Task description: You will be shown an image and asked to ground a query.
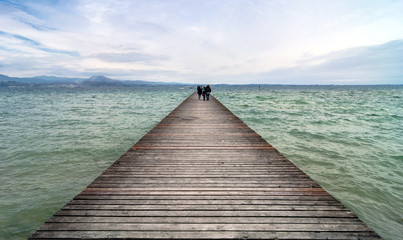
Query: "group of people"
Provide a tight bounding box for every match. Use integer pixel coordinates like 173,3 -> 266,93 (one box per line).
197,85 -> 211,101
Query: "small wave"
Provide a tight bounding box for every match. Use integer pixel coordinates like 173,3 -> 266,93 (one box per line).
254,96 -> 269,101
310,120 -> 335,125
293,100 -> 309,105
390,114 -> 403,120
390,155 -> 403,161
366,113 -> 380,117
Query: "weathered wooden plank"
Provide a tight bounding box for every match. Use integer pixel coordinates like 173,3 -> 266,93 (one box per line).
154,124 -> 250,128
122,148 -> 281,154
118,158 -> 290,163
74,195 -> 338,201
103,169 -> 303,173
98,174 -> 312,178
119,153 -> 287,160
115,163 -> 296,167
54,210 -> 357,218
113,161 -> 294,165
38,223 -> 372,232
77,192 -> 329,196
30,230 -> 381,240
78,192 -> 330,196
100,171 -> 305,175
61,204 -> 348,211
68,199 -> 343,206
130,146 -> 275,150
93,178 -> 316,183
88,183 -> 321,188
108,164 -> 298,169
88,184 -> 321,188
79,188 -> 329,196
94,175 -> 314,180
106,164 -> 299,168
47,216 -> 361,224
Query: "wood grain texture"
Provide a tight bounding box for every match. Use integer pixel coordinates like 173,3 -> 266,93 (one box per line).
29,93 -> 381,239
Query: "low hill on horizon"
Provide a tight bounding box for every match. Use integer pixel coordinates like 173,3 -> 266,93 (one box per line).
0,74 -> 183,87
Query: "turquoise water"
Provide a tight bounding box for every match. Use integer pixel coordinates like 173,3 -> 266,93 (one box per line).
0,85 -> 402,239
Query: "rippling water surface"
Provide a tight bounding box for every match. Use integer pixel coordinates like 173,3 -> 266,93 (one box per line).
0,85 -> 402,239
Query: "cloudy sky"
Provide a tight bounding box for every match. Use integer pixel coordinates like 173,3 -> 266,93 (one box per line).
0,0 -> 402,84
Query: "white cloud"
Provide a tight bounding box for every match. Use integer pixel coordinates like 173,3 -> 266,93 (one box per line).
250,40 -> 403,85
0,0 -> 402,84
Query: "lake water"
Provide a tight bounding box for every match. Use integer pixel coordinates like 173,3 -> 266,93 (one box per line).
0,85 -> 402,239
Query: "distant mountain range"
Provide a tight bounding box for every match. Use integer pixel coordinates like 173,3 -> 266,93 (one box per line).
0,74 -> 183,87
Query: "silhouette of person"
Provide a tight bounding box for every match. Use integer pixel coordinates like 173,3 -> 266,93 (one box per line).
205,85 -> 211,101
197,85 -> 202,100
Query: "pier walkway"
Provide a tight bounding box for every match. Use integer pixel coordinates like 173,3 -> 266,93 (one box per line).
30,93 -> 381,239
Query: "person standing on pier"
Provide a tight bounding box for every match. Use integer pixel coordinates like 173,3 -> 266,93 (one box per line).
205,85 -> 211,101
197,85 -> 202,100
202,86 -> 206,101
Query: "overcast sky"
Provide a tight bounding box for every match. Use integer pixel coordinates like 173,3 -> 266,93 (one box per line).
1,0 -> 402,84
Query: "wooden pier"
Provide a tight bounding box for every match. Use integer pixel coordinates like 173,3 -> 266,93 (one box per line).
30,93 -> 381,239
